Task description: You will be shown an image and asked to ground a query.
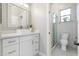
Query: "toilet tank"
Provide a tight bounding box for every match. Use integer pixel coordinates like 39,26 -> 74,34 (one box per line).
61,33 -> 69,40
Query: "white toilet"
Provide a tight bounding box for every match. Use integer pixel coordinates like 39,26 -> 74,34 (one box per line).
60,33 -> 69,51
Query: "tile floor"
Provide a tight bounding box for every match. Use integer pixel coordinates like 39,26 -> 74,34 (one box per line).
52,45 -> 77,56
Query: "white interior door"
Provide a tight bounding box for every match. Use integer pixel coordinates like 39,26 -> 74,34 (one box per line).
77,3 -> 79,56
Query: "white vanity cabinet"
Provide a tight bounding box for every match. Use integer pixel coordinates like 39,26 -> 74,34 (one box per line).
0,33 -> 40,56
20,36 -> 33,56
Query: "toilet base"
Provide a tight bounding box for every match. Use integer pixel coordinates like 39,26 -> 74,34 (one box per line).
61,45 -> 67,51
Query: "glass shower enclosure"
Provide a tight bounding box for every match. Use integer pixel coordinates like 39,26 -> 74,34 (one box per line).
50,13 -> 58,47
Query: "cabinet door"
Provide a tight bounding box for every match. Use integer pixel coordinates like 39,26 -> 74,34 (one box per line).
20,37 -> 33,56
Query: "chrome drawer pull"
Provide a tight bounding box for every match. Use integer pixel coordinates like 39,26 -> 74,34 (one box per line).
8,40 -> 16,43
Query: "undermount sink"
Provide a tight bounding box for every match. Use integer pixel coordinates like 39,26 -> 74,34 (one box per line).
16,29 -> 32,34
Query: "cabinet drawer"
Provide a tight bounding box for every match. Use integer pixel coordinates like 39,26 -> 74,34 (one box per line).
3,38 -> 19,47
3,44 -> 19,56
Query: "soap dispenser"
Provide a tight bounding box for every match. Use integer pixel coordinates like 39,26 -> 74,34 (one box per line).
29,25 -> 32,32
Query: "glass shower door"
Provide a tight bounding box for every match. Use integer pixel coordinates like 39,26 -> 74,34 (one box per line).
52,13 -> 57,47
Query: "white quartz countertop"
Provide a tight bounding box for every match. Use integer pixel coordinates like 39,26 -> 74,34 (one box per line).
0,32 -> 39,39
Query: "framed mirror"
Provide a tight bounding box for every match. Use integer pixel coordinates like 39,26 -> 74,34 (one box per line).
8,3 -> 29,28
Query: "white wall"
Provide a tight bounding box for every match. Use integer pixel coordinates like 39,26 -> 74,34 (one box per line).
31,4 -> 50,55
51,3 -> 77,49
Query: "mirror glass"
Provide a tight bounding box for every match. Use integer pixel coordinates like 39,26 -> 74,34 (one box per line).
8,4 -> 29,28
